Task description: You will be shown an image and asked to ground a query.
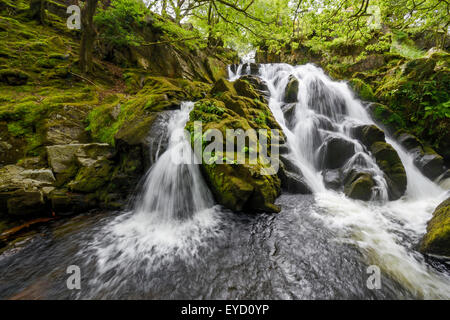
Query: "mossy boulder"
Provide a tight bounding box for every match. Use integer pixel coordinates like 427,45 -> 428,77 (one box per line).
420,197 -> 450,257
283,75 -> 299,103
344,172 -> 375,201
351,124 -> 385,148
370,141 -> 407,200
186,88 -> 284,213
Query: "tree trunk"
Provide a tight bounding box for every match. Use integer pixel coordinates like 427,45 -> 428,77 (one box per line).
29,0 -> 46,24
79,0 -> 99,74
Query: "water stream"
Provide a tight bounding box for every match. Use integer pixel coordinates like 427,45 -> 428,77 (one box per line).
0,64 -> 448,299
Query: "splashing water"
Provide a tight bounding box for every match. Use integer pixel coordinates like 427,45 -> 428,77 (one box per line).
230,63 -> 450,298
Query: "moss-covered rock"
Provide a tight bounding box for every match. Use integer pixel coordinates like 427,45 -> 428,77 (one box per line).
283,75 -> 299,103
186,83 -> 284,213
420,197 -> 450,257
370,141 -> 407,200
344,172 -> 375,201
349,78 -> 375,101
351,124 -> 385,148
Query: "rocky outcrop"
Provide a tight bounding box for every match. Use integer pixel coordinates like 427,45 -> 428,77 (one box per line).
420,197 -> 450,257
186,78 -> 285,212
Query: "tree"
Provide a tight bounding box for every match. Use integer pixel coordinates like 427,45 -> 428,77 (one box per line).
79,0 -> 100,74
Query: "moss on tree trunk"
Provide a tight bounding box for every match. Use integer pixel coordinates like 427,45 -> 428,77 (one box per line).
79,0 -> 99,74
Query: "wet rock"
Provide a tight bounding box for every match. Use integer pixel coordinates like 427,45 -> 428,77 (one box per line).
49,190 -> 97,215
394,130 -> 446,181
351,124 -> 385,148
370,142 -> 407,200
318,136 -> 355,170
322,169 -> 342,190
413,152 -> 445,181
284,75 -> 299,103
243,63 -> 260,75
344,171 -> 375,201
281,103 -> 296,129
278,155 -> 311,194
437,170 -> 450,190
395,131 -> 423,150
420,197 -> 450,257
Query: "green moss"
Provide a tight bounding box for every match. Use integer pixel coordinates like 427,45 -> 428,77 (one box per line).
420,198 -> 450,256
349,78 -> 375,101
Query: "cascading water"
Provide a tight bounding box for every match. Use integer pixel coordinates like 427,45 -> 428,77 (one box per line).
230,63 -> 450,298
1,64 -> 449,300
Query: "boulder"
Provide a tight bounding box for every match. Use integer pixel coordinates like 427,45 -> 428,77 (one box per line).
344,171 -> 375,201
370,142 -> 407,200
318,136 -> 355,170
278,155 -> 311,194
420,197 -> 450,257
413,152 -> 445,181
284,75 -> 299,103
351,124 -> 385,148
186,93 -> 284,213
394,130 -> 445,181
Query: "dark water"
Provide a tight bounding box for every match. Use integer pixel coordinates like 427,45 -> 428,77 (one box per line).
0,195 -> 416,300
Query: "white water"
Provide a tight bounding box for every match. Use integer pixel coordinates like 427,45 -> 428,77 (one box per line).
230,63 -> 450,298
83,102 -> 224,296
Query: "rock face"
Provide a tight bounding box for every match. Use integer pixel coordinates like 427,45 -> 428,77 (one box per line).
420,197 -> 450,257
186,78 -> 285,213
0,165 -> 55,217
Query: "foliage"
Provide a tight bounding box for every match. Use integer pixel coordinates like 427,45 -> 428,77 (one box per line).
95,0 -> 147,47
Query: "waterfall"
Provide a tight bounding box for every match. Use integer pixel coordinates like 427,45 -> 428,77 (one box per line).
134,101 -> 214,222
229,63 -> 450,298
